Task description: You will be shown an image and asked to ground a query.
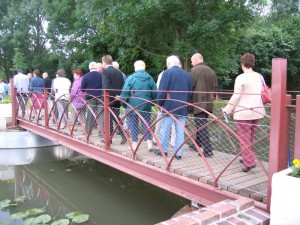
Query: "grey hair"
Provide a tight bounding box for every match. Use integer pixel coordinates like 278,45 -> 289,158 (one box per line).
166,55 -> 181,68
89,61 -> 98,71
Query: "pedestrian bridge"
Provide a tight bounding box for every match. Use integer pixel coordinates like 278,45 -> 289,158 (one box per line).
8,59 -> 299,213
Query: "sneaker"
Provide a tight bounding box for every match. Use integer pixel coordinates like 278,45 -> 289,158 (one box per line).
153,149 -> 167,157
241,164 -> 256,172
120,138 -> 126,145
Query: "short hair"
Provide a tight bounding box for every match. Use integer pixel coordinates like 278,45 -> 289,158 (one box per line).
73,69 -> 83,77
134,60 -> 146,71
89,61 -> 97,71
112,61 -> 119,69
17,69 -> 23,73
33,69 -> 40,76
96,63 -> 103,70
192,53 -> 203,62
240,53 -> 255,69
102,55 -> 113,65
166,55 -> 181,68
56,69 -> 66,77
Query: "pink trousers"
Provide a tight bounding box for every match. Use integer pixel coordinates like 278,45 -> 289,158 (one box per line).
236,119 -> 259,167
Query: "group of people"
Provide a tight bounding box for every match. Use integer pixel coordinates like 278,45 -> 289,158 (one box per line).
11,52 -> 267,172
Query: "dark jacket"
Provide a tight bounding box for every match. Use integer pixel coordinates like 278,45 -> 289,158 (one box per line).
121,70 -> 157,112
158,66 -> 192,116
102,65 -> 124,106
189,62 -> 218,114
43,77 -> 52,94
81,71 -> 103,100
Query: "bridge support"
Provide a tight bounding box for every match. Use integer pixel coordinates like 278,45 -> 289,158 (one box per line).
267,58 -> 288,212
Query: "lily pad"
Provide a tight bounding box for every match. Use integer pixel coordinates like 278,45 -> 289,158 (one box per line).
26,208 -> 46,215
10,211 -> 30,219
24,217 -> 38,225
0,199 -> 11,209
51,219 -> 69,225
72,214 -> 89,223
34,214 -> 52,223
14,196 -> 27,203
65,211 -> 82,219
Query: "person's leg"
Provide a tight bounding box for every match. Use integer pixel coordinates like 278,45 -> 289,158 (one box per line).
128,114 -> 139,143
85,99 -> 96,134
236,120 -> 256,168
174,116 -> 186,157
153,111 -> 162,144
160,115 -> 173,154
195,112 -> 213,156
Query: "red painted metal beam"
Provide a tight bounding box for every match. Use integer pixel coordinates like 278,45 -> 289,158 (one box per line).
267,58 -> 288,212
17,120 -> 266,211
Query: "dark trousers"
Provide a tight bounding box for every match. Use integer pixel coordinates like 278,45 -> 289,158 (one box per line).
110,106 -> 126,140
194,112 -> 213,155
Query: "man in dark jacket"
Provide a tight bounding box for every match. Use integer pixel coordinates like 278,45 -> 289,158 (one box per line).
190,53 -> 218,158
81,61 -> 103,134
157,55 -> 192,159
102,55 -> 126,144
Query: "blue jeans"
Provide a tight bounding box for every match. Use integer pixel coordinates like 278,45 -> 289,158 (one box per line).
128,111 -> 152,142
161,115 -> 186,157
57,99 -> 68,124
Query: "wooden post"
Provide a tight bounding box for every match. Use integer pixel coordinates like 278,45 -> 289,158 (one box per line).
267,58 -> 288,212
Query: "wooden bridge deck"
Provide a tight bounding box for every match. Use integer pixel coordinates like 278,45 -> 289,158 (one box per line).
51,123 -> 268,204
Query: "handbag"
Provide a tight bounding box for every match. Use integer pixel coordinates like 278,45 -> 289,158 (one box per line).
260,75 -> 271,104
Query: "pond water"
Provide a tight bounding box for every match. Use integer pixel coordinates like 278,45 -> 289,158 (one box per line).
0,155 -> 189,224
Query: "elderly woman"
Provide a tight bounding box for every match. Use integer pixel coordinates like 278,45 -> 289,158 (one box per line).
70,69 -> 85,128
120,60 -> 157,151
52,69 -> 71,129
223,53 -> 266,172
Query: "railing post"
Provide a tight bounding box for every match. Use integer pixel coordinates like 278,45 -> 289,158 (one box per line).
267,58 -> 288,212
10,78 -> 17,127
44,88 -> 49,128
294,95 -> 300,159
103,90 -> 110,150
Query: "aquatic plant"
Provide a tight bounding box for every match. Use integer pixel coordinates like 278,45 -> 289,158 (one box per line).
0,197 -> 90,224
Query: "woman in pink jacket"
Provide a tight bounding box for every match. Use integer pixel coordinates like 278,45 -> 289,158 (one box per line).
70,69 -> 86,128
223,53 -> 266,172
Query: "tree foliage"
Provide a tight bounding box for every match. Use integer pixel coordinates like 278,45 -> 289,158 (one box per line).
0,0 -> 299,89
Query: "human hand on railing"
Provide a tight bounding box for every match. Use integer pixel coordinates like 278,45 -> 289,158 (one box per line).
221,107 -> 229,123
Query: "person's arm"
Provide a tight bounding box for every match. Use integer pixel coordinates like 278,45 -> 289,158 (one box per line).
157,72 -> 170,106
223,76 -> 243,114
102,70 -> 111,89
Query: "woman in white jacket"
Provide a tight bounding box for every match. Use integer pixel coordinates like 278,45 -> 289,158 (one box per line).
223,53 -> 266,172
52,69 -> 71,129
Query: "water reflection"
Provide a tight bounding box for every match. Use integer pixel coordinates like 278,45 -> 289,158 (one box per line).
0,157 -> 188,224
0,132 -> 74,165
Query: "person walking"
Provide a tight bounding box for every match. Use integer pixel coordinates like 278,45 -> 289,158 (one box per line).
223,53 -> 265,172
70,69 -> 85,129
14,69 -> 30,117
120,60 -> 157,151
102,55 -> 126,144
189,53 -> 218,158
29,69 -> 44,118
81,61 -> 103,134
156,55 -> 192,159
52,69 -> 71,129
